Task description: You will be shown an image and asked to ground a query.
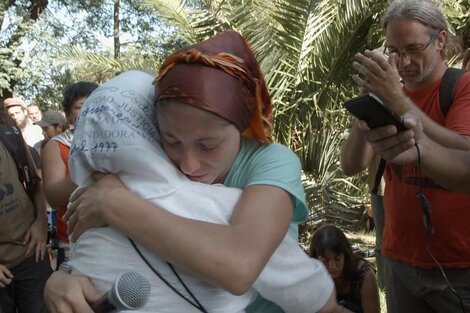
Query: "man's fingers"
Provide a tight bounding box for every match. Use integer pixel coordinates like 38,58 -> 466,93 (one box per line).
23,230 -> 34,258
69,224 -> 84,243
36,242 -> 46,262
67,211 -> 79,236
352,61 -> 369,76
81,277 -> 104,304
0,278 -> 12,287
1,267 -> 13,278
369,130 -> 415,155
23,228 -> 31,245
352,74 -> 368,88
68,186 -> 87,203
363,49 -> 390,71
381,139 -> 416,161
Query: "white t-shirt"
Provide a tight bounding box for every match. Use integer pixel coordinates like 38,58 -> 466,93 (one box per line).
22,121 -> 44,147
68,70 -> 333,313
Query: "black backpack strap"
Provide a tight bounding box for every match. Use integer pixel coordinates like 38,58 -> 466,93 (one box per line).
439,68 -> 465,115
0,112 -> 38,199
371,158 -> 386,194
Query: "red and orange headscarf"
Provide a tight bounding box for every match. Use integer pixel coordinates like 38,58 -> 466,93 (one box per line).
154,30 -> 273,143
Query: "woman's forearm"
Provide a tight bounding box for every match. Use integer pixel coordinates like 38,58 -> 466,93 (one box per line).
101,184 -> 292,294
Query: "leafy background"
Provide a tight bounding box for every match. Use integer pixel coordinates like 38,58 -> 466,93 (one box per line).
1,0 -> 469,243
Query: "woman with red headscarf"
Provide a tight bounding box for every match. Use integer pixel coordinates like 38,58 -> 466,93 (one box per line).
44,31 -> 338,313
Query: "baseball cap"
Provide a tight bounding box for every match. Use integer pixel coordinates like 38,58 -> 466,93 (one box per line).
35,110 -> 67,128
4,97 -> 27,110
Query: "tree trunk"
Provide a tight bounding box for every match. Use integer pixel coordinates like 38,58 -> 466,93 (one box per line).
113,0 -> 120,60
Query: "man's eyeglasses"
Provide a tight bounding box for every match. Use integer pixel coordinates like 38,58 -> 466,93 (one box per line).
384,37 -> 436,59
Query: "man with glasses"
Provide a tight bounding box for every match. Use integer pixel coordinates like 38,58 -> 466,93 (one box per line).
341,0 -> 470,312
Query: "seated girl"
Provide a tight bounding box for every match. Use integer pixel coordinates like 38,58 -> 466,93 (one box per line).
309,224 -> 380,313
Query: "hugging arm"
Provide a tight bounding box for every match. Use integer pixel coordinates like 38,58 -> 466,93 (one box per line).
68,178 -> 292,295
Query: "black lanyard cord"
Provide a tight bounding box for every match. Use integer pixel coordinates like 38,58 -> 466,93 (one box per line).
129,238 -> 208,313
415,144 -> 467,313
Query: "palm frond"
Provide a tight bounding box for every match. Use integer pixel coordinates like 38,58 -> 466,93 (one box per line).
55,46 -> 160,81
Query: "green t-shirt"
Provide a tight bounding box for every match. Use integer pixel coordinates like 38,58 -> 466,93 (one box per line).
224,137 -> 308,312
224,136 -> 308,225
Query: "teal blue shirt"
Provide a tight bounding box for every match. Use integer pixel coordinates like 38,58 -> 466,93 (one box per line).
224,137 -> 308,312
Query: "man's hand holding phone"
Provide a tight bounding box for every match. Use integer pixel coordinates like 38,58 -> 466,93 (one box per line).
354,104 -> 424,165
345,93 -> 405,131
344,89 -> 424,164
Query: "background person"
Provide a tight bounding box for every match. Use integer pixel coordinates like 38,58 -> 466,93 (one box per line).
310,224 -> 380,313
341,0 -> 470,312
27,104 -> 43,123
33,110 -> 68,153
41,82 -> 98,270
367,155 -> 386,291
0,112 -> 51,313
3,97 -> 43,147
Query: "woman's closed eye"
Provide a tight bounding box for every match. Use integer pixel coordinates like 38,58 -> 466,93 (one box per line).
161,135 -> 180,146
164,140 -> 180,147
198,142 -> 218,151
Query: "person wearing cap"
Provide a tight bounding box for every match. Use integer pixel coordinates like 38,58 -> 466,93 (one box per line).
4,97 -> 44,147
43,31 -> 338,313
35,110 -> 68,142
27,104 -> 43,123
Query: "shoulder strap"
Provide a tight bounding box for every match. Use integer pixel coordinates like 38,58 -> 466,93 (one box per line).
371,158 -> 386,194
439,67 -> 465,115
0,112 -> 37,199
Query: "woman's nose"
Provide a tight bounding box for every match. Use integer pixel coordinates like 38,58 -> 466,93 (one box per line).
179,149 -> 200,176
328,261 -> 338,270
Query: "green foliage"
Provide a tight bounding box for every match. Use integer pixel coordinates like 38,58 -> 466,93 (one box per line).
4,0 -> 179,108
4,0 -> 470,231
136,0 -> 389,228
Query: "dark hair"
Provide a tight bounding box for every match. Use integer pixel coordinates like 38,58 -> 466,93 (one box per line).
61,82 -> 98,117
0,111 -> 18,128
309,224 -> 361,283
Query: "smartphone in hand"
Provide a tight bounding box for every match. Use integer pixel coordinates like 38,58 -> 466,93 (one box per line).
344,93 -> 406,131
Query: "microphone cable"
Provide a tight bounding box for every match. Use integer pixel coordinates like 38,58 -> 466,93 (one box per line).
414,143 -> 467,313
129,238 -> 208,313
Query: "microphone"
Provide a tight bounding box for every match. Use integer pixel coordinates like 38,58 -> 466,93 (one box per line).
91,271 -> 151,312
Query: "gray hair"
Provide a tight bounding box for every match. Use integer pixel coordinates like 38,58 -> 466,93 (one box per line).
382,0 -> 449,56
